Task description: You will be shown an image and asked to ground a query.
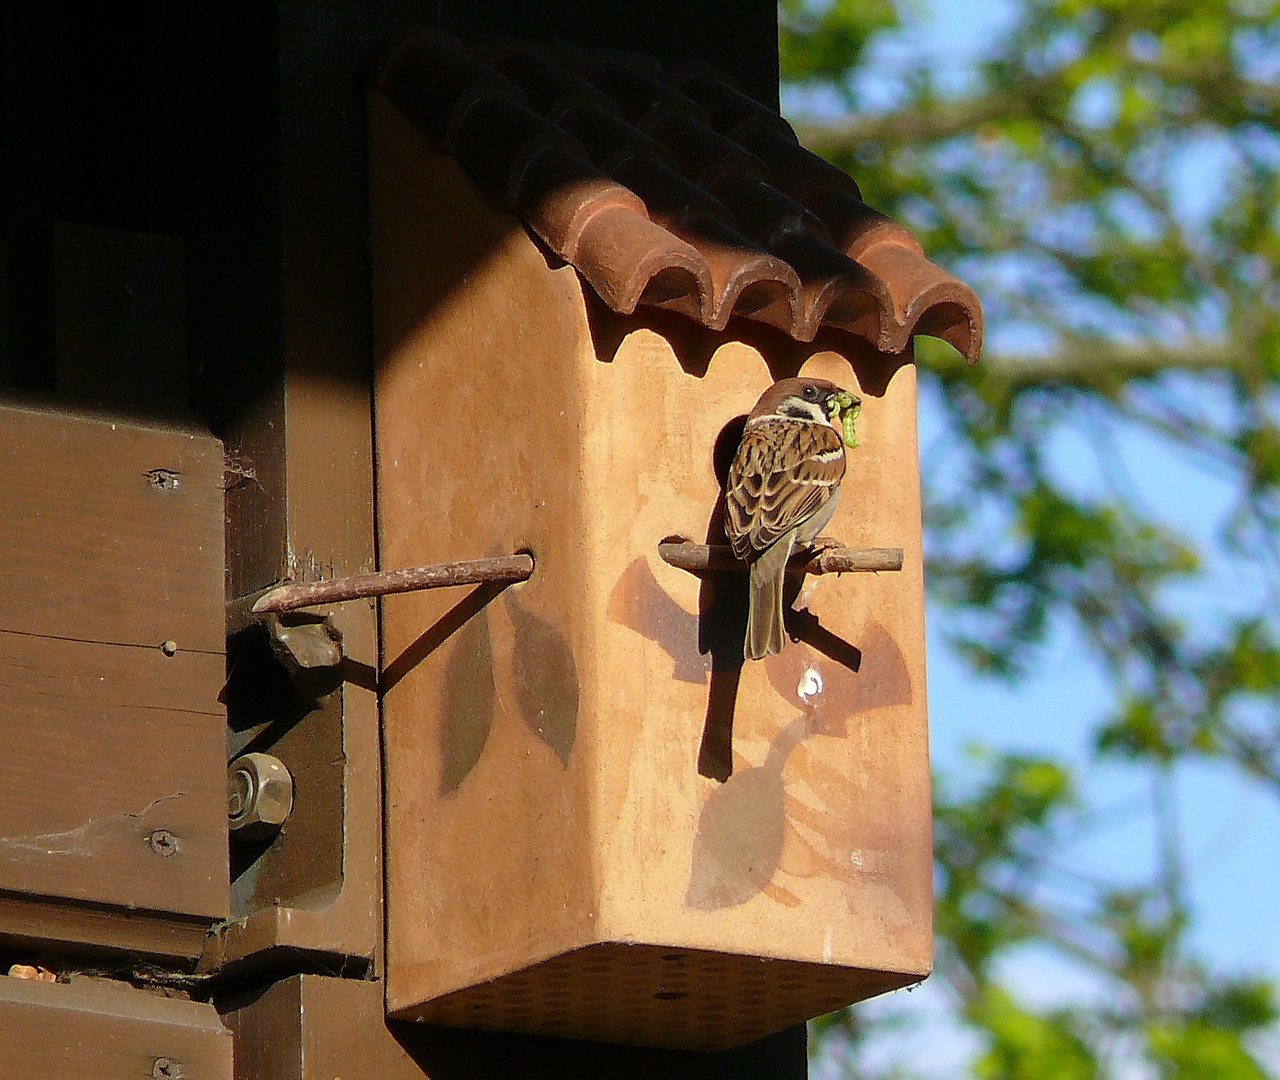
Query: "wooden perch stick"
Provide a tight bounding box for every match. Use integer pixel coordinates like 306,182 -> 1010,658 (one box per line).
251,554 -> 535,614
657,542 -> 903,575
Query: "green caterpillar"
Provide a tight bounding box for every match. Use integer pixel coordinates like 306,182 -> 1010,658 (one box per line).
827,391 -> 861,448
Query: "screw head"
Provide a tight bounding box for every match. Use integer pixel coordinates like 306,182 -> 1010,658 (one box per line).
148,829 -> 177,857
160,640 -> 178,657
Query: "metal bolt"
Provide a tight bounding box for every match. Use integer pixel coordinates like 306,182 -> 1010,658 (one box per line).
160,640 -> 178,657
227,753 -> 294,837
228,768 -> 252,820
148,830 -> 177,857
268,617 -> 342,670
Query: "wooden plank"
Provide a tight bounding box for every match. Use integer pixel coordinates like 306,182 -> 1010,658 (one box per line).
0,633 -> 227,921
221,974 -> 806,1080
0,893 -> 212,962
0,400 -> 224,653
0,402 -> 227,938
0,974 -> 232,1079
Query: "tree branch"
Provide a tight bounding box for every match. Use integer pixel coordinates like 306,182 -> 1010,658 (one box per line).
794,95 -> 1033,153
971,341 -> 1242,388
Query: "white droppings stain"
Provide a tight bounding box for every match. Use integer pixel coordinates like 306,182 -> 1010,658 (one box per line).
822,926 -> 834,962
850,849 -> 865,868
797,665 -> 823,703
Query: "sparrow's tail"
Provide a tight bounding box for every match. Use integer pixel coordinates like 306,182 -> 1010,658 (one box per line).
746,532 -> 796,660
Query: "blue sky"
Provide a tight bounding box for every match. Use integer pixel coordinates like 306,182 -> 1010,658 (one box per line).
785,1 -> 1280,1074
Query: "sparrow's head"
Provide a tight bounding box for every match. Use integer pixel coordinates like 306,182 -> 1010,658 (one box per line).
749,377 -> 862,447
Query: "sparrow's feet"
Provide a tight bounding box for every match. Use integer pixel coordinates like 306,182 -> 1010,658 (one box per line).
807,535 -> 846,554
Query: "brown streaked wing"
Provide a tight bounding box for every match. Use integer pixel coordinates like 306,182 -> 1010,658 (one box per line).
725,419 -> 845,556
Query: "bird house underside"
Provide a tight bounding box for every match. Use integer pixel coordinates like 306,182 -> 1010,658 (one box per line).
371,88 -> 938,1049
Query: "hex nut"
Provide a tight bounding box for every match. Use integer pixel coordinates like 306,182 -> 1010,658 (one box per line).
228,753 -> 294,836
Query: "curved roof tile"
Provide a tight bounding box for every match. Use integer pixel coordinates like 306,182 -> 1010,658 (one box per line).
377,31 -> 983,360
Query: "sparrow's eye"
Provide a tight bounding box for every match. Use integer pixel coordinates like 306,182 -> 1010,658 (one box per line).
802,385 -> 818,400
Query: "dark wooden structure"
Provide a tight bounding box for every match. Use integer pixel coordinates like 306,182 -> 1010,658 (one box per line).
0,2 -> 839,1076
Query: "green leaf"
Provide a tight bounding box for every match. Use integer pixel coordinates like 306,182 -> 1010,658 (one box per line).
972,987 -> 1100,1080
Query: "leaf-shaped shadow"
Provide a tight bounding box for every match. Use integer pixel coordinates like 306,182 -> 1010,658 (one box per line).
438,608 -> 496,795
685,718 -> 809,909
506,590 -> 578,765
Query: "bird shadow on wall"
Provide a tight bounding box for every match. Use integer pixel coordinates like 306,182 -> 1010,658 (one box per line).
693,415 -> 750,782
685,624 -> 911,911
382,582 -> 508,795
608,551 -> 914,909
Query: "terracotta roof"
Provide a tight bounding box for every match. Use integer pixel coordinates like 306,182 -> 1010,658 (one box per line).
376,32 -> 983,359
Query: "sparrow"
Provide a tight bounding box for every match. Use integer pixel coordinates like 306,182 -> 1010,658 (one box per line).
724,377 -> 860,660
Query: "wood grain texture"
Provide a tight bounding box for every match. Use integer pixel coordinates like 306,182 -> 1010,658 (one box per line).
0,893 -> 212,961
0,975 -> 232,1080
0,402 -> 228,937
0,401 -> 224,653
0,634 -> 227,919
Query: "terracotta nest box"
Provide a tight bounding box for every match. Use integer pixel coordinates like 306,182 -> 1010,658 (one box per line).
369,32 -> 983,1050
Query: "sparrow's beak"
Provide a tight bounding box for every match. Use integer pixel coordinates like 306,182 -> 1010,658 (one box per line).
827,391 -> 861,448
